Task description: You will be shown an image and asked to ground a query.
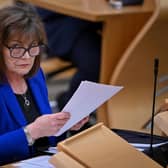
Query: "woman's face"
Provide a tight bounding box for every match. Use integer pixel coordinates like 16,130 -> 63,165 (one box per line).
2,38 -> 39,77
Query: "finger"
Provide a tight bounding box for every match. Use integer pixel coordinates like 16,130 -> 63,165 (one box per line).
73,125 -> 82,130
74,118 -> 89,129
57,119 -> 69,126
51,119 -> 69,127
82,117 -> 89,124
84,116 -> 89,121
80,117 -> 89,125
58,112 -> 71,119
52,112 -> 71,120
71,126 -> 79,131
71,122 -> 83,130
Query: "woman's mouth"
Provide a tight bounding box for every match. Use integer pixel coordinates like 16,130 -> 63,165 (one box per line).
16,64 -> 31,68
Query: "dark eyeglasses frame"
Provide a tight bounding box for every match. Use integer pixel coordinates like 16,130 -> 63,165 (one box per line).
3,43 -> 46,58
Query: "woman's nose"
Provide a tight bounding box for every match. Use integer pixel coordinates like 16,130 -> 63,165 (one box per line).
22,50 -> 31,59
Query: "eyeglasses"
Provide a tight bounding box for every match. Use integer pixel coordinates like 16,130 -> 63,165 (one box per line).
4,44 -> 46,58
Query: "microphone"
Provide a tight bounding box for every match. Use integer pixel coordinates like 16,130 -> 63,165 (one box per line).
144,58 -> 168,168
150,58 -> 159,156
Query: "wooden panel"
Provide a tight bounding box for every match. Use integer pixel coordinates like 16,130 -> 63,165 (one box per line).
106,0 -> 168,135
56,123 -> 162,168
41,58 -> 72,74
40,58 -> 76,80
50,152 -> 85,168
97,0 -> 159,125
21,0 -> 155,21
0,0 -> 13,9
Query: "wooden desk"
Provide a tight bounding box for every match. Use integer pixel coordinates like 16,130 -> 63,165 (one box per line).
21,0 -> 159,126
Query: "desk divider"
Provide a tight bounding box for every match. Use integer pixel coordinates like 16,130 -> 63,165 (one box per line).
50,123 -> 162,168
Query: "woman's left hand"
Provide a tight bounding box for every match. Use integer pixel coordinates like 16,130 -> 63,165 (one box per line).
70,116 -> 89,131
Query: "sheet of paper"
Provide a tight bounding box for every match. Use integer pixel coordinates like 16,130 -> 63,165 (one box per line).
13,155 -> 54,168
45,147 -> 58,154
55,81 -> 123,136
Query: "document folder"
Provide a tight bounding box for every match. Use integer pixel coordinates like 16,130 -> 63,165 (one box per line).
50,123 -> 162,168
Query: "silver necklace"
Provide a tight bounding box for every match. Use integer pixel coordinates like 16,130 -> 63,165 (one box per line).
22,93 -> 30,107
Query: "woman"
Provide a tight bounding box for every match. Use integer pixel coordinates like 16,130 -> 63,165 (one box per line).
0,1 -> 88,165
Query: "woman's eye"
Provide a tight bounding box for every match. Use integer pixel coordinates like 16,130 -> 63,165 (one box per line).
31,44 -> 38,47
10,44 -> 21,48
31,41 -> 39,46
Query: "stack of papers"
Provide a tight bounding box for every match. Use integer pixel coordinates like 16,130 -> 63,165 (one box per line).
13,155 -> 54,168
55,81 -> 123,136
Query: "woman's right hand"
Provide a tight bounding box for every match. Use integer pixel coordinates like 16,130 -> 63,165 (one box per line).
26,112 -> 70,140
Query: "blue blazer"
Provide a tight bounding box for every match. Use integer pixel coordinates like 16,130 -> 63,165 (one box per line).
0,69 -> 56,165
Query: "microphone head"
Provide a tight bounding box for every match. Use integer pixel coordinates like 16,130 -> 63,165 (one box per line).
154,58 -> 159,67
154,58 -> 159,75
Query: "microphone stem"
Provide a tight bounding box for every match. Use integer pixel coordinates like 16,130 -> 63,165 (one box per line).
150,58 -> 159,157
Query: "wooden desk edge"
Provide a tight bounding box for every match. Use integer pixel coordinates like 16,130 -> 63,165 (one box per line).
21,0 -> 155,21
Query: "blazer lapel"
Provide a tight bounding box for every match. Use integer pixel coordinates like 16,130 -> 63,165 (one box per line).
2,84 -> 27,126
